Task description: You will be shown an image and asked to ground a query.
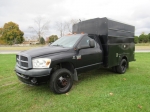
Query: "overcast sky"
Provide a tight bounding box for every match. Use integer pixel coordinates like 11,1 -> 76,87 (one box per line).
0,0 -> 150,38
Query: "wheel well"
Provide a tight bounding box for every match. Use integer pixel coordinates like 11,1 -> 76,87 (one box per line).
122,56 -> 127,61
52,62 -> 75,74
122,56 -> 129,67
51,62 -> 78,81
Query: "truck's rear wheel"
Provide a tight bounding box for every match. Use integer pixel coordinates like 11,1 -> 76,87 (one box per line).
116,59 -> 127,74
49,68 -> 73,94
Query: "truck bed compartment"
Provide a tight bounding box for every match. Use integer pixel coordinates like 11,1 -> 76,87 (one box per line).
73,17 -> 135,67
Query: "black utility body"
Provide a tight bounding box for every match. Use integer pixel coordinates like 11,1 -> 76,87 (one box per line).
15,17 -> 135,94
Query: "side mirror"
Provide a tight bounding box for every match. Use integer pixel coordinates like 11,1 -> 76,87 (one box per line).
76,39 -> 95,50
89,39 -> 95,48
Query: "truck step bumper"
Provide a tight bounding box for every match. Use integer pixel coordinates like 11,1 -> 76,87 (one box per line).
15,65 -> 52,85
16,72 -> 50,85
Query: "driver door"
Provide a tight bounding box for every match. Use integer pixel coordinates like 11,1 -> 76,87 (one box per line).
75,36 -> 102,73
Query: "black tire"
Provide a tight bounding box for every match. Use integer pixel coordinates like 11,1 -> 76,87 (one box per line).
116,59 -> 128,74
49,68 -> 73,94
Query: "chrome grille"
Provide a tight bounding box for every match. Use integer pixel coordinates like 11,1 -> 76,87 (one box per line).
16,55 -> 29,69
21,56 -> 28,61
16,55 -> 19,64
21,62 -> 28,67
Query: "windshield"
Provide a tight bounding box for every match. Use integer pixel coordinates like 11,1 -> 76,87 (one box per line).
51,35 -> 81,48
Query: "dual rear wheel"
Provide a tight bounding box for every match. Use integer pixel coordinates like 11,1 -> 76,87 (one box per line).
112,59 -> 128,74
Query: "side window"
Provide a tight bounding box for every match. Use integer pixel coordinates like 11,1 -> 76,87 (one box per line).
78,36 -> 91,47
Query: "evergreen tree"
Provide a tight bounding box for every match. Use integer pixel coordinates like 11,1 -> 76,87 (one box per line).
40,37 -> 45,44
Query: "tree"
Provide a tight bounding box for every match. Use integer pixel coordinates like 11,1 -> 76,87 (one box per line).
134,36 -> 139,44
0,28 -> 2,36
55,19 -> 79,37
138,34 -> 143,43
139,33 -> 149,43
65,19 -> 79,33
55,22 -> 66,37
39,37 -> 45,44
0,22 -> 24,45
29,16 -> 50,40
48,35 -> 58,43
148,33 -> 150,42
0,28 -> 6,44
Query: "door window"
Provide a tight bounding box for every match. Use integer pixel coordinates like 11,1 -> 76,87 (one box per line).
78,36 -> 95,48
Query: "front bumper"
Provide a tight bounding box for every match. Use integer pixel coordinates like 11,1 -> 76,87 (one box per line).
15,65 -> 52,85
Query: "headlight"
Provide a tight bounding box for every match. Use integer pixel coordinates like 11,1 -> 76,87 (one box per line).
32,58 -> 51,68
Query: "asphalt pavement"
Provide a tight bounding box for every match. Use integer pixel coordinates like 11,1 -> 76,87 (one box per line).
135,50 -> 150,53
0,50 -> 22,54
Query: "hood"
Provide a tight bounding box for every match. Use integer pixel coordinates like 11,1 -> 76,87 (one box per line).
19,46 -> 70,58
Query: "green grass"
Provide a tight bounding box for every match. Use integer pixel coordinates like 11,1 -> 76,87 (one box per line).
0,53 -> 150,112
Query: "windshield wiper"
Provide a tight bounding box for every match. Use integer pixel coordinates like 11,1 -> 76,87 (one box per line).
51,44 -> 64,47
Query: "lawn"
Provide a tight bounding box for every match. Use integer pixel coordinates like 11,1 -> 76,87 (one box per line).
0,53 -> 150,112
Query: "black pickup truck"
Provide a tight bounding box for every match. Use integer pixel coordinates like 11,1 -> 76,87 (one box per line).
15,17 -> 135,94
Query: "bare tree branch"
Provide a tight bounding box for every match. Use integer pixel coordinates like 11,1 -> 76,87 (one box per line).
29,16 -> 50,40
65,19 -> 78,33
55,19 -> 79,37
55,22 -> 66,37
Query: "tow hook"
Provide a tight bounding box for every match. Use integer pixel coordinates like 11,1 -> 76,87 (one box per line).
31,78 -> 37,84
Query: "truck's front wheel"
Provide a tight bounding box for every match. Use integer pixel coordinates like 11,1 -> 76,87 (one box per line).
116,59 -> 128,74
49,68 -> 73,94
